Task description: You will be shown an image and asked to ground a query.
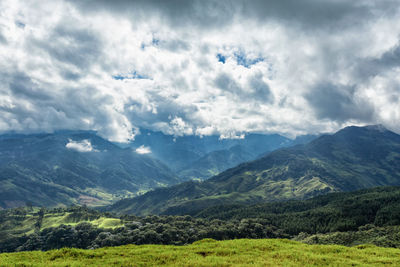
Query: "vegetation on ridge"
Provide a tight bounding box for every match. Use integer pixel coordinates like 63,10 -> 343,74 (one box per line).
108,125 -> 400,216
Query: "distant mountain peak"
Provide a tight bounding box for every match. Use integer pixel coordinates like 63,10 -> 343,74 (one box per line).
108,124 -> 400,216
334,124 -> 391,136
364,124 -> 388,132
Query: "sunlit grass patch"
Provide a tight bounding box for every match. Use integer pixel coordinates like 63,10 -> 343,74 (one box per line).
1,238 -> 399,266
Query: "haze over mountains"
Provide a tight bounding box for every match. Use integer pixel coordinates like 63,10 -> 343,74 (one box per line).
129,129 -> 317,180
0,131 -> 179,209
0,129 -> 313,209
109,125 -> 400,216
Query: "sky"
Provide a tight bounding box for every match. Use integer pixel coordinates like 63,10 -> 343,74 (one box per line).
0,0 -> 399,142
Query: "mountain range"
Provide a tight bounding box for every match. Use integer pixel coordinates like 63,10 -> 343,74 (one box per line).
129,129 -> 317,180
0,129 -> 307,209
0,131 -> 179,209
108,125 -> 400,216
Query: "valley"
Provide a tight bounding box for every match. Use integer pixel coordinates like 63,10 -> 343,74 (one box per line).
0,129 -> 314,209
0,131 -> 180,209
1,125 -> 400,266
3,1 -> 400,265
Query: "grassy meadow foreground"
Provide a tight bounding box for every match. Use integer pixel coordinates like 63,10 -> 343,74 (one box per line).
1,238 -> 400,267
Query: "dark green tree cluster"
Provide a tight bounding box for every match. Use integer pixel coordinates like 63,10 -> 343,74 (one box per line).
196,186 -> 400,234
294,225 -> 400,248
0,215 -> 286,253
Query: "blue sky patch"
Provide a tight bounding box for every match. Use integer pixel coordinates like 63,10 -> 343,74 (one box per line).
217,53 -> 226,63
113,71 -> 150,80
152,38 -> 160,46
234,50 -> 263,68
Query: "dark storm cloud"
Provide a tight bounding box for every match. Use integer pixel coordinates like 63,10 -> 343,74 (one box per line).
69,0 -> 236,29
248,74 -> 274,104
305,82 -> 375,122
240,0 -> 374,31
356,42 -> 400,79
30,25 -> 102,71
215,72 -> 273,103
2,0 -> 400,139
68,0 -> 398,32
10,73 -> 53,101
214,73 -> 241,93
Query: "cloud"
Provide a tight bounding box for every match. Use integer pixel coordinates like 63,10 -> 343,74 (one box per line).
0,0 -> 400,141
0,31 -> 7,44
135,145 -> 151,154
68,0 -> 393,32
66,139 -> 98,152
356,43 -> 400,80
305,83 -> 374,122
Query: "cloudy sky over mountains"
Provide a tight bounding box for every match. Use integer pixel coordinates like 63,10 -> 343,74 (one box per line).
1,0 -> 399,142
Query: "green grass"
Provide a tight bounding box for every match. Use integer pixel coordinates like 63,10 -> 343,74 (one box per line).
1,239 -> 400,266
0,207 -> 123,240
40,213 -> 122,229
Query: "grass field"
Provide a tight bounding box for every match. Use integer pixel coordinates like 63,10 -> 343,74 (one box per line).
1,238 -> 400,266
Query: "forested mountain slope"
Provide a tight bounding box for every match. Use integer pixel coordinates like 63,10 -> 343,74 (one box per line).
109,125 -> 400,215
0,131 -> 179,209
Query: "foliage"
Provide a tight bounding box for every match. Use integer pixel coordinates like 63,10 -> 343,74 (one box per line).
0,208 -> 287,252
295,225 -> 400,248
196,186 -> 400,234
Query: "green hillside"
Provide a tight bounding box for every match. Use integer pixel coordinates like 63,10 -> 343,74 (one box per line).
0,206 -> 121,242
1,239 -> 400,267
0,132 -> 179,209
108,125 -> 400,215
3,186 -> 400,253
196,186 -> 400,223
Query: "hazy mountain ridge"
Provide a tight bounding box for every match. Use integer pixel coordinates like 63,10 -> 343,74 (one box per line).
129,129 -> 317,180
0,131 -> 180,209
108,125 -> 400,216
0,129 -> 317,210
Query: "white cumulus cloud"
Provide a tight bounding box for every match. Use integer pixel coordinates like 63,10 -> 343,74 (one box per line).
135,145 -> 151,154
66,139 -> 97,152
0,0 -> 400,140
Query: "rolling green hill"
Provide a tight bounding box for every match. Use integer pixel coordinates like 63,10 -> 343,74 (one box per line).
1,239 -> 400,266
0,206 -> 122,241
0,131 -> 180,209
108,125 -> 400,215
